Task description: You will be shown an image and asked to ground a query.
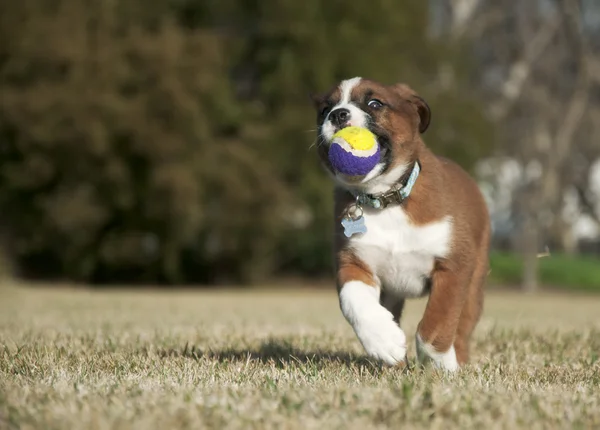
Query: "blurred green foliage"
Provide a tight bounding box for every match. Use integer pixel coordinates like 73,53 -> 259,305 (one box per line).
490,252 -> 600,292
0,0 -> 493,285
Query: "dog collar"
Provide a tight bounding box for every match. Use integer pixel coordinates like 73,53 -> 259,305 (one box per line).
352,162 -> 421,209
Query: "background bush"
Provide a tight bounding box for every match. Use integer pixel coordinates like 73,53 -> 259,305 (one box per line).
0,0 -> 492,285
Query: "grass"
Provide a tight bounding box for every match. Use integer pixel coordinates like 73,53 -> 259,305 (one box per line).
1,282 -> 600,429
489,251 -> 600,292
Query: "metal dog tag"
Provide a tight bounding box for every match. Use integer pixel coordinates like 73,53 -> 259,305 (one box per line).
341,216 -> 367,237
341,202 -> 367,237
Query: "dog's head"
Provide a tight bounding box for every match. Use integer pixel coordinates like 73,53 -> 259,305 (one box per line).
312,77 -> 430,192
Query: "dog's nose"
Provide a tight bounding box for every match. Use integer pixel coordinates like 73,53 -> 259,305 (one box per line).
329,108 -> 351,127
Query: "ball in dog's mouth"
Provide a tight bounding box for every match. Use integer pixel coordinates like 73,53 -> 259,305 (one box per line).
328,126 -> 381,177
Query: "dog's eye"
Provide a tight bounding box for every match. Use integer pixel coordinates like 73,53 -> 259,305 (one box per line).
368,99 -> 384,109
321,106 -> 331,117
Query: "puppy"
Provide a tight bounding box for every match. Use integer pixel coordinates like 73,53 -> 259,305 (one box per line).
312,77 -> 491,371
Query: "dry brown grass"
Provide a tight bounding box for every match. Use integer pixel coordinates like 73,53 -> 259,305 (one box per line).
1,283 -> 600,429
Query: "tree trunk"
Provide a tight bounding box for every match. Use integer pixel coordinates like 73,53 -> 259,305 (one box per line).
521,211 -> 539,293
551,216 -> 578,255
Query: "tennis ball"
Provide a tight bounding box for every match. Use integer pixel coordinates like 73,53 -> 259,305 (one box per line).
328,127 -> 380,176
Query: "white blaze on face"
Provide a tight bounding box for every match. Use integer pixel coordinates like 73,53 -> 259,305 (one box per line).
321,77 -> 369,142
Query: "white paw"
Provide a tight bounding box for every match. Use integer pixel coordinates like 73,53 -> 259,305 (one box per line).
354,312 -> 407,365
415,333 -> 459,372
340,281 -> 407,366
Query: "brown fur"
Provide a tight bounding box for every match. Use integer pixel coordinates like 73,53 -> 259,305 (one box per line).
314,78 -> 491,367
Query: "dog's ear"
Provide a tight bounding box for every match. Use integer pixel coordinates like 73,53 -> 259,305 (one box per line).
411,95 -> 431,134
308,92 -> 324,110
392,84 -> 431,134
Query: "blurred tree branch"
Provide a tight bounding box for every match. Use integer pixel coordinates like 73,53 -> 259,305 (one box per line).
488,15 -> 562,121
575,184 -> 600,224
433,0 -> 600,291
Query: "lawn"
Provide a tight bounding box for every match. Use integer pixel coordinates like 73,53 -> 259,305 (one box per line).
1,282 -> 600,429
489,252 -> 600,292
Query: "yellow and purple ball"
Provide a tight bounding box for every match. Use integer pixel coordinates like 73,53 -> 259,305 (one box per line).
328,127 -> 380,176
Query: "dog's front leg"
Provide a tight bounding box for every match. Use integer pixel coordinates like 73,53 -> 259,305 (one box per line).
415,262 -> 470,372
337,257 -> 407,366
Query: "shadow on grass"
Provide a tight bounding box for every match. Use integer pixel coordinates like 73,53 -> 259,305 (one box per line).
154,338 -> 410,373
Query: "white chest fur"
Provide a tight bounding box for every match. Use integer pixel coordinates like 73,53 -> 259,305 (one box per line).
349,207 -> 453,298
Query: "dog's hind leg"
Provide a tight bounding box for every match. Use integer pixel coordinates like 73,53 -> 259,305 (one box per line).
379,290 -> 405,325
454,256 -> 488,365
415,261 -> 472,372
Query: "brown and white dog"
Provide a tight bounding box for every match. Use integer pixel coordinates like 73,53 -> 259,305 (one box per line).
312,77 -> 491,371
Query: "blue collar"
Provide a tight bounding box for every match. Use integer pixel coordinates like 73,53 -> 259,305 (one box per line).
353,162 -> 420,209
